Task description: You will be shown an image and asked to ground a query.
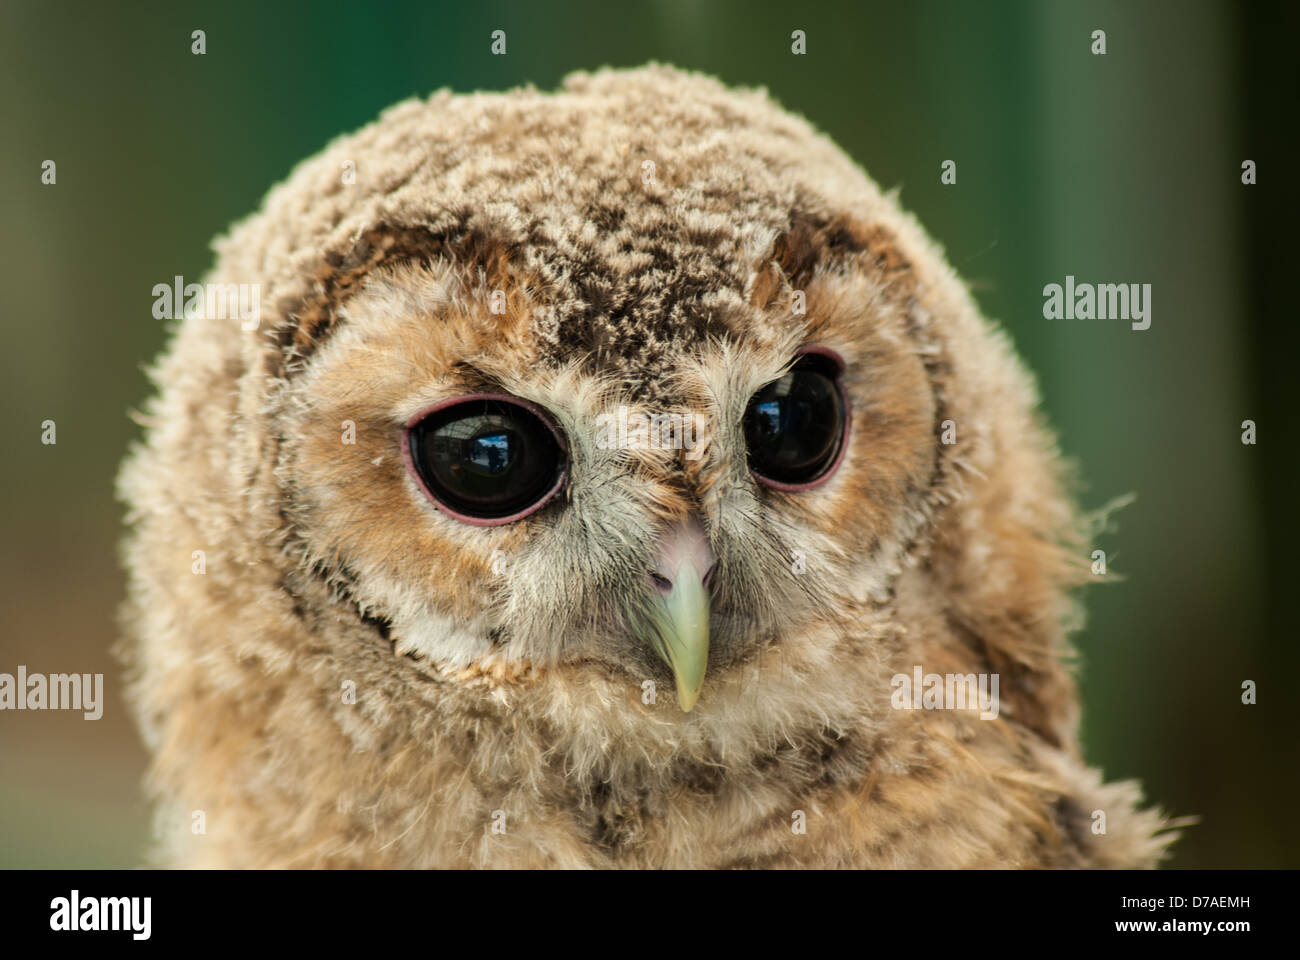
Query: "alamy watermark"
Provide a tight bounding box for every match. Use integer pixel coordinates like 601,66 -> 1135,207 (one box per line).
152,275 -> 260,330
891,666 -> 1000,720
50,891 -> 150,940
1043,275 -> 1151,331
595,406 -> 706,460
0,666 -> 103,719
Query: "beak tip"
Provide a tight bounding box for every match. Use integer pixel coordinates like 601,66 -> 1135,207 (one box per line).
676,684 -> 701,713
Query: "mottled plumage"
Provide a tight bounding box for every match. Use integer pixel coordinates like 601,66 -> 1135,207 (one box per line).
118,65 -> 1173,867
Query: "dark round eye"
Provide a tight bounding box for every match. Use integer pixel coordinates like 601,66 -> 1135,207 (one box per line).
743,351 -> 849,490
404,395 -> 565,524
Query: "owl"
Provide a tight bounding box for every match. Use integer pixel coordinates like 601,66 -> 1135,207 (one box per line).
118,65 -> 1175,868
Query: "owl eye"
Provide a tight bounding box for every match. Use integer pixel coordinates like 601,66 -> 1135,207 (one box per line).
404,394 -> 566,525
743,349 -> 849,490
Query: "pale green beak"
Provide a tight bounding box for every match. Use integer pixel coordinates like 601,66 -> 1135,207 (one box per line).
639,558 -> 711,712
632,516 -> 715,713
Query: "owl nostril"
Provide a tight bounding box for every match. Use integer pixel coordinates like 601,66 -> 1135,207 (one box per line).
649,514 -> 716,596
649,562 -> 715,595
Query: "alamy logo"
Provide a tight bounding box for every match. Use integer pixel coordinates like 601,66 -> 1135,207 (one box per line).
595,406 -> 707,460
890,666 -> 1000,720
0,666 -> 103,719
152,275 -> 260,330
50,891 -> 151,940
1042,275 -> 1151,330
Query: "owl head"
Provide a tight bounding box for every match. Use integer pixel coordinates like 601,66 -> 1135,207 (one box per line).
120,65 -> 1106,865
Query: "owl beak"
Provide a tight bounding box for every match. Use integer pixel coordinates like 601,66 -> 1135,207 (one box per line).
636,516 -> 715,713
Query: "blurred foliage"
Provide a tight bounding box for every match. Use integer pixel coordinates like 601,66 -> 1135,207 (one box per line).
1,0 -> 1294,867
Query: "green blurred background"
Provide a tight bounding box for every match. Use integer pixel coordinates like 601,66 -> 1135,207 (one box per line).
1,0 -> 1295,867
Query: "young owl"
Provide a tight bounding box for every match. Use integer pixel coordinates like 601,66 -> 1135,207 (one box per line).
118,65 -> 1174,868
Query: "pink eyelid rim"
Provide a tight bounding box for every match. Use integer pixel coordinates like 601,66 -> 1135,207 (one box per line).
750,344 -> 852,492
401,392 -> 567,527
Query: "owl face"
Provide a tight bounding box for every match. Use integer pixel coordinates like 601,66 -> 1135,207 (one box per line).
120,65 -> 1170,868
277,207 -> 937,714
